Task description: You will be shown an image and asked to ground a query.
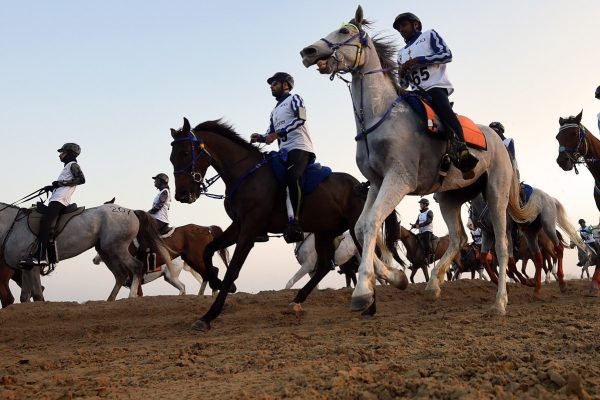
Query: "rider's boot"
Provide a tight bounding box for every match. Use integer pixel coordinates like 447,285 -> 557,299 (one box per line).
19,246 -> 48,270
284,218 -> 304,244
453,140 -> 479,180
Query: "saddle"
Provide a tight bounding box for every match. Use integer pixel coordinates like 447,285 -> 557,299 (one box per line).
270,150 -> 332,195
519,183 -> 533,205
27,202 -> 85,237
401,92 -> 487,151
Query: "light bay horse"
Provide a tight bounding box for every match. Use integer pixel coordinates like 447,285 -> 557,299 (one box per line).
300,6 -> 536,315
0,203 -> 174,302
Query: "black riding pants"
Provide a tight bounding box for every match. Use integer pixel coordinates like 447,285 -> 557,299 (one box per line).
418,231 -> 433,259
427,87 -> 465,142
285,149 -> 315,220
38,201 -> 66,259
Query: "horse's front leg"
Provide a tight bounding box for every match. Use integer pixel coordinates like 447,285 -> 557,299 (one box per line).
0,262 -> 15,307
353,175 -> 409,313
202,223 -> 240,291
192,224 -> 258,331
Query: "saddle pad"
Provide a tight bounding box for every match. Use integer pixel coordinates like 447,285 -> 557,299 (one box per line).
270,151 -> 332,195
520,183 -> 533,203
27,206 -> 85,236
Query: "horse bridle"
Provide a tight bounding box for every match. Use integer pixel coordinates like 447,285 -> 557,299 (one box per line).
319,24 -> 369,78
171,131 -> 213,185
557,123 -> 588,165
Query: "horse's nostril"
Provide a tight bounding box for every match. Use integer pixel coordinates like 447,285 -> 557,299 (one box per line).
301,47 -> 317,57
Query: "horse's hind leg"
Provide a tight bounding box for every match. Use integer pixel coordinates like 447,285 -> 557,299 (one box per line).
0,262 -> 15,307
522,230 -> 544,295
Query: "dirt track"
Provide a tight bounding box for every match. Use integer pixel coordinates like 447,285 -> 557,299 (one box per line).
1,279 -> 599,399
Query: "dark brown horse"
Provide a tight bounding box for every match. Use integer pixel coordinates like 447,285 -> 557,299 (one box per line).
555,111 -> 600,295
169,118 -> 407,331
398,226 -> 456,283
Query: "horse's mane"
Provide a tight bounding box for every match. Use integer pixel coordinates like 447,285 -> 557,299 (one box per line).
354,20 -> 402,94
193,120 -> 259,153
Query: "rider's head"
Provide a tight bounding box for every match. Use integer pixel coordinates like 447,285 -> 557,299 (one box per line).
57,142 -> 81,163
489,122 -> 506,140
152,173 -> 169,189
578,218 -> 586,226
393,13 -> 422,41
595,85 -> 600,100
267,72 -> 294,98
418,198 -> 429,209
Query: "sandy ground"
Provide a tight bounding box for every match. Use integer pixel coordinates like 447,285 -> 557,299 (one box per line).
1,279 -> 599,399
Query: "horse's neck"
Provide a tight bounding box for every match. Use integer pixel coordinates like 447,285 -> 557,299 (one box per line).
585,128 -> 600,179
0,205 -> 20,241
351,52 -> 402,125
400,229 -> 419,259
204,132 -> 262,187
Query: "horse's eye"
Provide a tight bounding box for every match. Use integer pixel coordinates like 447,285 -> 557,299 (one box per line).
339,28 -> 349,35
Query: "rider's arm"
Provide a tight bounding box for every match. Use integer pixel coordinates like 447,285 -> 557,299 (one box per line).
54,163 -> 85,187
278,94 -> 306,138
150,190 -> 169,214
414,30 -> 452,66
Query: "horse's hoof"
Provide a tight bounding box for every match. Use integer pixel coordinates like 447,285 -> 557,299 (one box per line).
191,319 -> 211,332
424,287 -> 441,301
486,305 -> 506,317
351,294 -> 373,312
361,297 -> 376,316
559,282 -> 568,293
524,278 -> 536,288
228,283 -> 237,294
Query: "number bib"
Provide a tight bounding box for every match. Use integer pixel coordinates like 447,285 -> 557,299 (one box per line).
397,30 -> 454,94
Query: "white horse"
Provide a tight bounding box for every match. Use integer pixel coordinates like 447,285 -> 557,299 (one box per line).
92,254 -> 213,296
0,202 -> 174,302
286,230 -> 399,289
300,6 -> 537,315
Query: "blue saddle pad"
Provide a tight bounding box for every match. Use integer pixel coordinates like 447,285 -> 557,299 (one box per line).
521,183 -> 533,203
401,92 -> 429,121
270,150 -> 332,195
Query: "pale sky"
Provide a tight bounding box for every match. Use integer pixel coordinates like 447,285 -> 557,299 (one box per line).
2,1 -> 599,302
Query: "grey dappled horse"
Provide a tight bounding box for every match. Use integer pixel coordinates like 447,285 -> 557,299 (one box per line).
300,6 -> 538,315
0,203 -> 174,302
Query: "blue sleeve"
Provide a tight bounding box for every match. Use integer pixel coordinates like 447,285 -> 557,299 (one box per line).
507,139 -> 516,158
279,94 -> 306,135
415,30 -> 452,65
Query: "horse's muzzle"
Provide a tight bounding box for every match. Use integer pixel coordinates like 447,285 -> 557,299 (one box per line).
556,155 -> 573,171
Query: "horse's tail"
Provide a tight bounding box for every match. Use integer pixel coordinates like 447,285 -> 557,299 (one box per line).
555,230 -> 568,248
553,197 -> 586,251
383,210 -> 405,268
133,210 -> 176,277
507,167 -> 538,223
209,225 -> 230,267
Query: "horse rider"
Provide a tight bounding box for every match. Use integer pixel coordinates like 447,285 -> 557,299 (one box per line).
595,85 -> 600,133
411,198 -> 434,264
19,143 -> 85,268
578,218 -> 599,261
394,12 -> 478,179
250,72 -> 315,242
469,223 -> 482,259
148,173 -> 171,234
489,121 -> 519,174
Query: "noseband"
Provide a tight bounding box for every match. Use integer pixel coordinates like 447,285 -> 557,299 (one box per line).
557,123 -> 588,163
171,131 -> 213,184
320,24 -> 369,77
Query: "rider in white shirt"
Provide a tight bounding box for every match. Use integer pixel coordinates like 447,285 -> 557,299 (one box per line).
149,173 -> 171,234
595,86 -> 600,133
394,12 -> 478,179
20,143 -> 85,268
411,198 -> 434,263
251,72 -> 315,243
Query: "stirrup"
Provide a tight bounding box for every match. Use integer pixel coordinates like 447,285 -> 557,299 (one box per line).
283,222 -> 304,244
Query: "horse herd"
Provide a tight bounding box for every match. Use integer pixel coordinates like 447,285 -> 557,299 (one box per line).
1,6 -> 599,333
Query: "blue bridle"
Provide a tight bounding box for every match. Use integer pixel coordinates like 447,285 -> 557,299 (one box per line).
170,131 -> 213,184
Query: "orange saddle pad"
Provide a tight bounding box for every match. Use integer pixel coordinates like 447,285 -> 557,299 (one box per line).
421,101 -> 487,151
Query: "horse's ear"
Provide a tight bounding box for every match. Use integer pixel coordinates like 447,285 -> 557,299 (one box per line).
355,5 -> 364,26
576,109 -> 583,123
183,117 -> 191,133
170,128 -> 178,138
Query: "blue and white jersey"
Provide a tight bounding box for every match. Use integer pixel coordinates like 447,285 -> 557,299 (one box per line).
579,225 -> 595,244
417,209 -> 434,233
397,30 -> 454,94
150,188 -> 171,224
470,227 -> 482,246
264,93 -> 314,153
49,161 -> 77,206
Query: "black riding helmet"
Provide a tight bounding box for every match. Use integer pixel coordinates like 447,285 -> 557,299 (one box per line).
579,219 -> 586,225
267,72 -> 294,90
152,173 -> 169,185
393,12 -> 422,32
489,122 -> 505,135
418,198 -> 429,206
595,85 -> 600,99
57,142 -> 81,156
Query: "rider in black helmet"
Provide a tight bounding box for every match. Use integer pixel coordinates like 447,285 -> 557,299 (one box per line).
20,143 -> 86,268
411,198 -> 434,264
394,12 -> 479,179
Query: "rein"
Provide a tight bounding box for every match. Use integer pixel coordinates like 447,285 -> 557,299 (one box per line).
322,26 -> 402,157
0,188 -> 48,213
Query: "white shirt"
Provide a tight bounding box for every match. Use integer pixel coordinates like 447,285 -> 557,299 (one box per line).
150,188 -> 171,224
397,30 -> 454,94
49,161 -> 77,206
417,209 -> 434,233
266,93 -> 314,153
470,227 -> 482,245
